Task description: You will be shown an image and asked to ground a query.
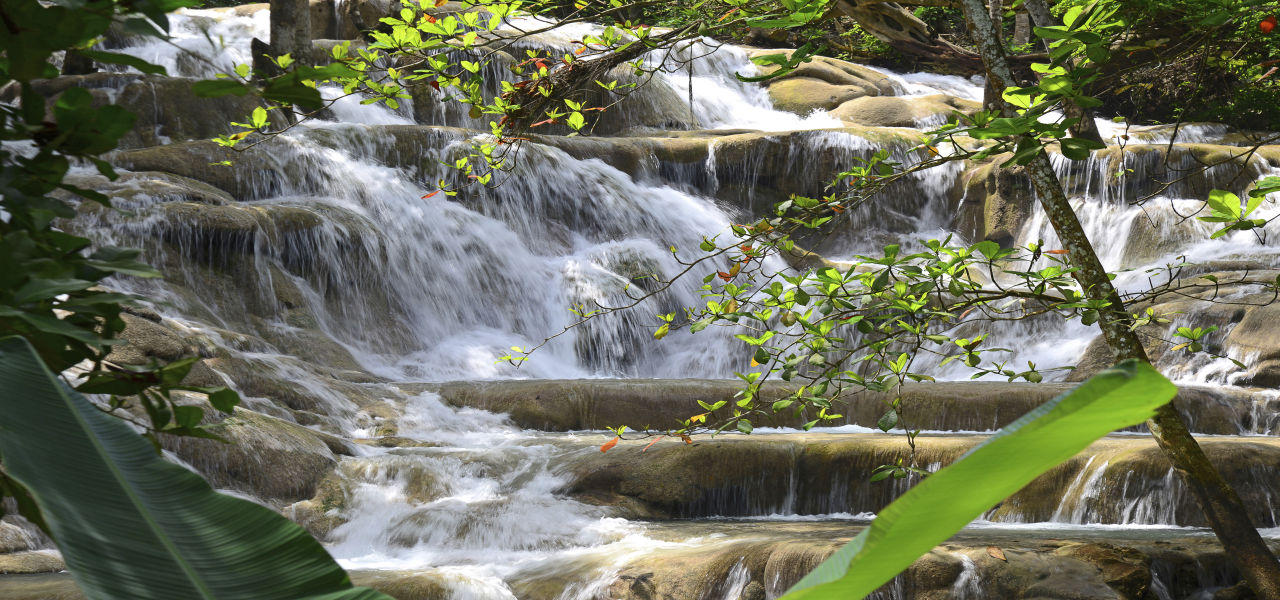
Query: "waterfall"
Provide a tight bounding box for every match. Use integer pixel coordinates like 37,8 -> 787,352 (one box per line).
39,4 -> 1277,598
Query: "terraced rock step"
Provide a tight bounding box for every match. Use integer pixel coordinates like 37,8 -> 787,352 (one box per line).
414,379 -> 1277,435
561,433 -> 1280,527
2,523 -> 1269,600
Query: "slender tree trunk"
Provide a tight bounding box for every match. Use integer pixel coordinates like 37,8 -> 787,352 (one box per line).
270,0 -> 312,67
1013,12 -> 1031,47
981,0 -> 1003,109
958,0 -> 1280,596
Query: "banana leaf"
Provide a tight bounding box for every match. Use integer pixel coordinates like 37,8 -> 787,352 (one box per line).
0,336 -> 393,600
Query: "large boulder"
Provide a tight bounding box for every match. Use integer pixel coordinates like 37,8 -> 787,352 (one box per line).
954,159 -> 1035,247
751,51 -> 898,117
831,93 -> 979,128
108,312 -> 223,388
163,408 -> 350,505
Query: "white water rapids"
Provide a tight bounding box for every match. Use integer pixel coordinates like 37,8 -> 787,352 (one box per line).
61,5 -> 1280,598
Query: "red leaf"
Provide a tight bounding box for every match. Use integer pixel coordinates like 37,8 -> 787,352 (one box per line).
421,190 -> 440,199
641,436 -> 664,452
717,271 -> 733,281
1263,15 -> 1277,33
429,80 -> 440,91
530,118 -> 557,127
600,437 -> 620,453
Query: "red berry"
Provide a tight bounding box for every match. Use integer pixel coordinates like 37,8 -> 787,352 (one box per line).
1262,15 -> 1277,33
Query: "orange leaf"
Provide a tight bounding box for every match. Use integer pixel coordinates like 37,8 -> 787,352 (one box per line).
717,7 -> 738,21
530,118 -> 557,127
1044,249 -> 1070,255
717,271 -> 733,282
421,190 -> 440,199
641,436 -> 664,452
424,14 -> 437,23
987,546 -> 1007,561
575,47 -> 586,55
681,434 -> 692,444
434,0 -> 448,6
689,413 -> 707,424
600,437 -> 620,453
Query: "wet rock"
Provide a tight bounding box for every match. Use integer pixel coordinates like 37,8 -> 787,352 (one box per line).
61,171 -> 234,207
1055,542 -> 1151,599
110,141 -> 247,197
109,313 -> 223,388
767,78 -> 869,115
351,570 -> 449,599
750,51 -> 898,117
0,523 -> 35,555
0,552 -> 65,575
1213,581 -> 1257,600
282,498 -> 345,542
955,160 -> 1035,247
115,77 -> 262,148
163,408 -> 347,505
1069,268 -> 1280,391
831,94 -> 979,128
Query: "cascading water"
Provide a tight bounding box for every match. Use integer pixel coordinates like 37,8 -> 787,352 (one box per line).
22,3 -> 1274,598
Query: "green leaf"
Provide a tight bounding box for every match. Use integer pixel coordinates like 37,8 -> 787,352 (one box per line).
971,240 -> 1000,260
876,409 -> 898,432
780,360 -> 1175,600
12,278 -> 95,305
1059,137 -> 1104,161
0,336 -> 393,600
1206,189 -> 1241,219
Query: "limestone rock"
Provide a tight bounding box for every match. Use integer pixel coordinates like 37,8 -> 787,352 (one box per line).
0,551 -> 65,574
831,94 -> 979,128
767,78 -> 870,115
1055,542 -> 1151,599
351,570 -> 450,599
0,523 -> 36,555
163,408 -> 346,505
108,313 -> 223,388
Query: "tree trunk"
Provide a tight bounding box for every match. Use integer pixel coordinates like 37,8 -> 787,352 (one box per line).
270,0 -> 312,67
1013,12 -> 1031,47
957,0 -> 1280,596
981,0 -> 1003,108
